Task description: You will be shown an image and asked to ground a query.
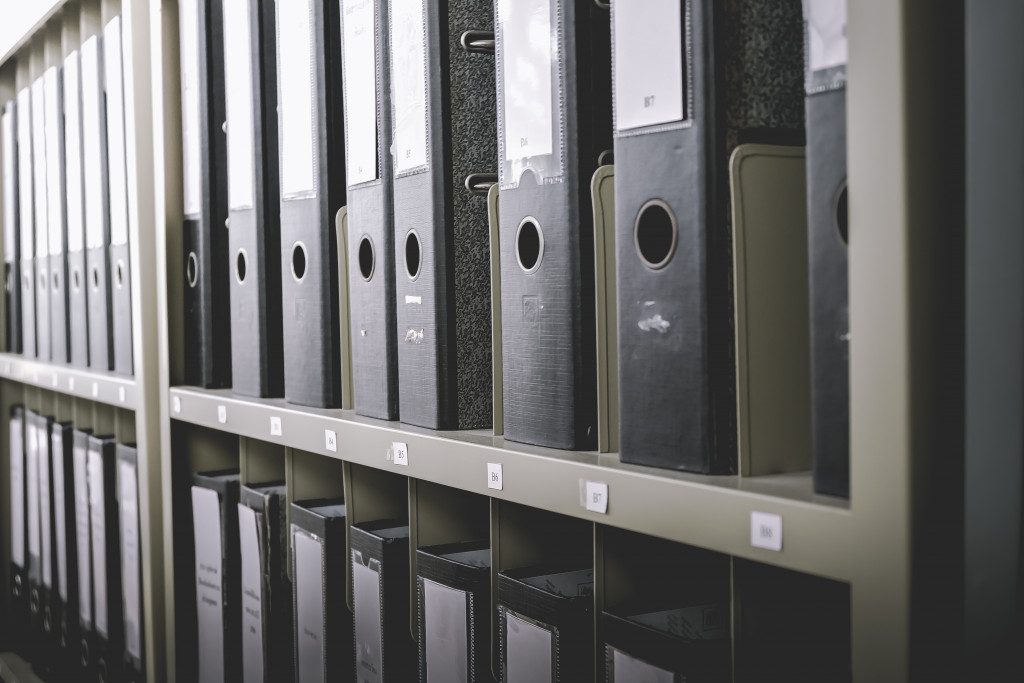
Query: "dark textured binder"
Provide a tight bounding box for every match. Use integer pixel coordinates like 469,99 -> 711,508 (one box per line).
614,0 -> 804,473
73,428 -> 97,680
238,482 -> 292,683
494,0 -> 611,449
180,0 -> 231,389
117,444 -> 145,683
387,0 -> 496,430
50,421 -> 83,677
275,0 -> 346,408
88,434 -> 124,683
31,75 -> 51,362
8,406 -> 29,656
64,48 -> 90,367
82,32 -> 114,371
16,84 -> 36,357
191,469 -> 241,683
33,412 -> 58,677
104,16 -> 134,376
224,0 -> 283,398
497,565 -> 594,683
289,498 -> 350,683
44,62 -> 70,364
416,540 -> 492,683
341,0 -> 398,420
2,101 -> 23,353
804,0 -> 849,498
350,520 -> 415,682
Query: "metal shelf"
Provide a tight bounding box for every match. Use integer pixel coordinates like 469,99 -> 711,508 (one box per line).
170,385 -> 853,582
0,652 -> 44,683
0,353 -> 137,409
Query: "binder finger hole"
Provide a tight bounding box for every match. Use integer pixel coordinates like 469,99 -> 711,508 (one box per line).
187,252 -> 199,288
404,230 -> 422,280
236,249 -> 248,284
39,272 -> 46,291
116,261 -> 125,288
516,218 -> 544,274
53,272 -> 60,289
291,242 -> 308,282
73,268 -> 81,291
634,200 -> 677,270
358,236 -> 375,281
834,182 -> 849,246
92,266 -> 100,291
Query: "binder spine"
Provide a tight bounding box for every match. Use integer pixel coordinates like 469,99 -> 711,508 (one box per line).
91,436 -> 124,683
8,406 -> 29,656
52,423 -> 81,677
65,49 -> 90,367
73,428 -> 96,680
45,66 -> 71,364
3,103 -> 23,353
16,84 -> 36,357
117,444 -> 145,682
31,75 -> 51,362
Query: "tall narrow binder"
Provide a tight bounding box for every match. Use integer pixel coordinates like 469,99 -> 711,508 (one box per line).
613,0 -> 805,473
223,0 -> 283,397
31,71 -> 51,362
385,0 -> 496,430
73,428 -> 96,679
104,16 -> 134,376
2,100 -> 22,353
494,0 -> 611,449
51,421 -> 82,676
64,46 -> 90,367
26,411 -> 43,661
340,0 -> 398,420
88,433 -> 124,683
81,32 -> 114,371
275,0 -> 346,408
350,520 -> 415,682
117,444 -> 145,682
289,499 -> 350,682
191,469 -> 241,683
8,405 -> 29,655
180,0 -> 231,388
33,412 -> 58,678
237,482 -> 292,683
16,77 -> 36,357
44,42 -> 71,364
804,0 -> 849,498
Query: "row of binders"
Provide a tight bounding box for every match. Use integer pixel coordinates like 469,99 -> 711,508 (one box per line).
170,0 -> 851,496
6,405 -> 143,682
190,471 -> 851,682
1,2 -> 135,376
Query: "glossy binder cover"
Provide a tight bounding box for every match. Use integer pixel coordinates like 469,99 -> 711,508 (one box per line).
104,16 -> 134,376
16,83 -> 35,357
31,75 -> 51,362
497,565 -> 594,683
238,482 -> 292,683
340,0 -> 398,420
117,444 -> 145,682
82,32 -> 114,371
613,0 -> 804,473
415,540 -> 492,683
64,48 -> 90,367
275,0 -> 346,408
804,0 -> 849,497
191,469 -> 241,683
8,406 -> 29,656
180,0 -> 231,389
289,498 -> 350,683
389,0 -> 496,430
224,0 -> 283,398
33,412 -> 58,677
494,0 -> 611,449
350,520 -> 415,682
44,62 -> 70,364
88,433 -> 124,683
51,421 -> 82,676
2,101 -> 22,353
73,428 -> 97,680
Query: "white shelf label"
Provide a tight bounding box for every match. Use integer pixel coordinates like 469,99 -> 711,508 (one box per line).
584,481 -> 609,514
217,405 -> 227,424
750,511 -> 783,552
119,386 -> 126,403
33,371 -> 39,383
392,442 -> 409,467
173,396 -> 182,414
3,361 -> 10,373
270,417 -> 282,436
325,429 -> 338,452
52,374 -> 59,388
68,377 -> 75,391
487,463 -> 503,490
92,382 -> 99,397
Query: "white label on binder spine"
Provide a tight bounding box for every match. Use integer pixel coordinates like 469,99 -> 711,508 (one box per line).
192,485 -> 225,681
423,578 -> 469,683
44,68 -> 63,255
2,108 -> 15,260
52,429 -> 68,600
294,528 -> 326,683
343,0 -> 380,184
31,79 -> 48,258
120,459 -> 142,658
27,420 -> 40,571
38,424 -> 52,588
17,88 -> 34,254
224,0 -> 256,210
105,18 -> 130,246
179,0 -> 203,217
807,0 -> 848,72
498,0 -> 555,163
353,556 -> 382,683
390,0 -> 428,174
73,438 -> 92,627
613,0 -> 686,131
239,504 -> 265,682
88,446 -> 108,636
505,612 -> 552,683
10,415 -> 25,567
611,648 -> 673,683
81,37 -> 105,250
750,511 -> 783,552
277,0 -> 318,199
64,53 -> 86,254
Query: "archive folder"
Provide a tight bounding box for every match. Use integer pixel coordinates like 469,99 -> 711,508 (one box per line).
73,428 -> 96,679
340,0 -> 398,420
494,0 -> 611,449
289,499 -> 350,682
26,411 -> 43,661
223,0 -> 283,398
180,0 -> 231,389
16,68 -> 36,357
275,0 -> 346,408
118,444 -> 144,682
82,30 -> 114,371
238,482 -> 292,683
387,0 -> 496,430
3,99 -> 22,353
351,520 -> 415,682
804,0 -> 849,497
8,406 -> 28,655
51,421 -> 82,676
88,434 -> 123,683
64,45 -> 90,367
191,469 -> 241,683
613,0 -> 805,473
34,412 -> 57,675
104,15 -> 133,376
44,37 -> 71,364
31,68 -> 51,362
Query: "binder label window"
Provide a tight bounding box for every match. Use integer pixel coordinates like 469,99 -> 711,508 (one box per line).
277,0 -> 319,199
390,0 -> 429,174
64,53 -> 85,254
224,0 -> 257,210
342,0 -> 380,184
179,0 -> 203,217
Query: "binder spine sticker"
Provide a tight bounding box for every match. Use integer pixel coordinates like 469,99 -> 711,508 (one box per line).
608,646 -> 675,683
27,421 -> 40,582
87,447 -> 107,637
52,429 -> 68,600
389,0 -> 429,176
17,88 -> 33,256
64,53 -> 85,255
502,608 -> 555,683
3,107 -> 16,264
73,440 -> 92,628
238,504 -> 265,683
422,578 -> 470,683
38,423 -> 52,590
81,37 -> 107,251
180,0 -> 203,217
293,526 -> 326,683
192,485 -> 226,682
104,17 -> 130,248
10,415 -> 25,568
44,68 -> 64,257
276,0 -> 318,200
342,0 -> 381,185
224,0 -> 256,211
352,550 -> 383,683
119,459 -> 142,660
495,0 -> 564,189
804,0 -> 847,94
